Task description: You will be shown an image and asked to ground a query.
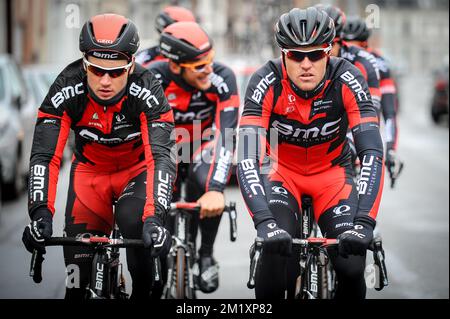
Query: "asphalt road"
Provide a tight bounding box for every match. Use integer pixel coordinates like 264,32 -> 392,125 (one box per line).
0,75 -> 448,299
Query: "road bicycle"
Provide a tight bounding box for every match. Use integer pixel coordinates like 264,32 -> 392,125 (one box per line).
29,216 -> 161,299
163,201 -> 237,299
247,195 -> 388,299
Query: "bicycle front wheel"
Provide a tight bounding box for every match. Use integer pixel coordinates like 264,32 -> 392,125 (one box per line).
175,247 -> 186,299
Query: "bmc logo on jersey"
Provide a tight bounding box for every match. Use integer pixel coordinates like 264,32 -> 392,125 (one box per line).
51,83 -> 84,108
239,159 -> 265,196
213,147 -> 233,184
340,71 -> 369,102
252,72 -> 276,104
129,82 -> 160,108
210,73 -> 229,95
174,106 -> 213,122
272,118 -> 342,140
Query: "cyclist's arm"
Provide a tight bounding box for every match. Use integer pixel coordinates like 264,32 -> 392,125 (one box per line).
342,66 -> 385,223
206,65 -> 240,193
354,52 -> 381,113
237,67 -> 274,227
379,65 -> 399,151
135,74 -> 177,223
28,75 -> 73,217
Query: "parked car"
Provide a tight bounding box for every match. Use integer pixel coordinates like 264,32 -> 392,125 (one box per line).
430,65 -> 449,124
0,54 -> 37,199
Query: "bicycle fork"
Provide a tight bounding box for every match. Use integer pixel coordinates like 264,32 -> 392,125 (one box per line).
164,212 -> 196,299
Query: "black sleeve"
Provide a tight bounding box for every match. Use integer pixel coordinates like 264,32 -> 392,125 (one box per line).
237,63 -> 278,227
129,71 -> 177,223
206,64 -> 240,192
28,67 -> 80,217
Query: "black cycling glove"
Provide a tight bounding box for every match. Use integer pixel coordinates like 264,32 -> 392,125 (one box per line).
256,219 -> 292,256
142,216 -> 171,257
338,216 -> 375,258
22,208 -> 53,254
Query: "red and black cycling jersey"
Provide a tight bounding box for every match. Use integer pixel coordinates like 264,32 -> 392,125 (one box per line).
237,57 -> 385,226
339,42 -> 381,113
28,59 -> 176,222
149,60 -> 240,193
368,48 -> 399,151
135,45 -> 167,68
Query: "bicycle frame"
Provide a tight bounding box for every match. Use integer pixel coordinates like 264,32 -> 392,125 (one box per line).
164,205 -> 197,299
164,202 -> 237,299
29,235 -> 160,299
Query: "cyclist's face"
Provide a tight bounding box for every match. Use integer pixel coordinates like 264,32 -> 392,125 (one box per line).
330,40 -> 341,57
284,45 -> 329,92
180,55 -> 214,91
85,56 -> 133,100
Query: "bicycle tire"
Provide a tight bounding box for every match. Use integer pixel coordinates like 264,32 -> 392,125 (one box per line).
175,247 -> 186,299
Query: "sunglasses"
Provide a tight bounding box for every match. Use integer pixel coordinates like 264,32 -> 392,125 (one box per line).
179,50 -> 215,73
282,45 -> 332,62
83,57 -> 133,78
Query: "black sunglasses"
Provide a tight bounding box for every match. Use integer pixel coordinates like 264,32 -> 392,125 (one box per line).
282,46 -> 331,62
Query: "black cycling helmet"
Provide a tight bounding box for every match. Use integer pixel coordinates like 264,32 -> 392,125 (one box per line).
343,16 -> 371,42
275,7 -> 336,49
314,4 -> 346,40
155,6 -> 196,34
79,14 -> 140,60
159,22 -> 213,63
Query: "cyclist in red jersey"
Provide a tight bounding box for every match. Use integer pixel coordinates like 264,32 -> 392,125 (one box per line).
135,6 -> 196,68
149,22 -> 239,293
22,14 -> 176,299
343,16 -> 403,184
237,7 -> 385,299
316,5 -> 382,166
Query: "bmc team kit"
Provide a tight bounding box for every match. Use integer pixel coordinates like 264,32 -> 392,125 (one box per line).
247,195 -> 389,299
164,202 -> 237,299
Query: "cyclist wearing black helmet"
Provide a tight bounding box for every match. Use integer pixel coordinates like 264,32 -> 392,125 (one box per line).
343,16 -> 403,185
316,4 -> 381,168
149,21 -> 239,294
135,6 -> 196,68
22,14 -> 176,299
237,7 -> 385,299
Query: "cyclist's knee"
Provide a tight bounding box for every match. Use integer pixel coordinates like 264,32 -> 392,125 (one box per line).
331,253 -> 366,279
267,201 -> 298,236
115,196 -> 145,239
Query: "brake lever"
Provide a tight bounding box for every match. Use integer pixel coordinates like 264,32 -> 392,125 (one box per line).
227,202 -> 237,242
389,160 -> 404,188
247,238 -> 263,289
30,249 -> 44,283
372,238 -> 389,290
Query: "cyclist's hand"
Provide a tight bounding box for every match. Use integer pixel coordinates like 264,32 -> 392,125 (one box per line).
142,217 -> 171,257
197,191 -> 225,219
22,208 -> 53,254
385,149 -> 396,173
338,218 -> 375,258
256,219 -> 292,256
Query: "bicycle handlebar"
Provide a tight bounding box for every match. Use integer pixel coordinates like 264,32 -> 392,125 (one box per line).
247,236 -> 388,290
29,236 -> 161,286
170,201 -> 237,242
